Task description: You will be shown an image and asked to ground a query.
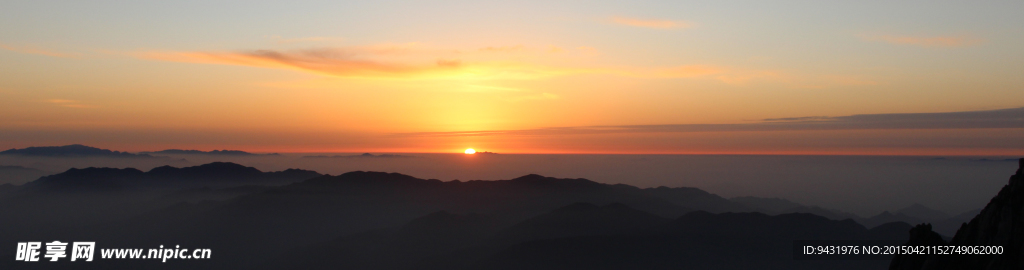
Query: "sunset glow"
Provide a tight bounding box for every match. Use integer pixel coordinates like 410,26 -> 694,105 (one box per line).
1,1 -> 1022,155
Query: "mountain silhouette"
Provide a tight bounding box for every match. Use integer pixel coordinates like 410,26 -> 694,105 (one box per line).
891,158 -> 1024,270
731,196 -> 861,221
644,186 -> 752,213
464,211 -> 907,270
20,162 -> 320,191
0,167 -> 917,270
0,164 -> 47,184
303,153 -> 414,158
0,144 -> 153,157
0,162 -> 322,240
142,149 -> 280,156
930,208 -> 982,237
860,211 -> 926,230
263,202 -> 908,270
730,196 -> 962,234
895,203 -> 950,222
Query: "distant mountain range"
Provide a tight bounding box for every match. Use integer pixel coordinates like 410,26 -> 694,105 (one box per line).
0,144 -> 279,158
22,162 -> 320,191
731,196 -> 977,237
141,149 -> 280,156
0,144 -> 153,157
0,166 -> 924,270
304,153 -> 414,158
266,202 -> 908,270
1,159 -> 1017,269
0,165 -> 47,185
0,145 -> 981,233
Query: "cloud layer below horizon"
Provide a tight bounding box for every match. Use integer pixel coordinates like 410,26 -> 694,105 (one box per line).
399,107 -> 1024,137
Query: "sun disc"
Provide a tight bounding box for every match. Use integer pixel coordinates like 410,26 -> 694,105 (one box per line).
464,148 -> 476,154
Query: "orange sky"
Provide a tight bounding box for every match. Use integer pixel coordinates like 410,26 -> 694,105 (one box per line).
1,1 -> 1023,155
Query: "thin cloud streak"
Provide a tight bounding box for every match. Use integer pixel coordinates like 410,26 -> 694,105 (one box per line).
396,107 -> 1024,137
133,48 -> 748,81
137,49 -> 455,78
611,16 -> 691,29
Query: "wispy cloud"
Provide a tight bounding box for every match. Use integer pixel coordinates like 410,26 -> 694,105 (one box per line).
45,99 -> 96,109
136,49 -> 463,79
133,46 -> 764,82
611,16 -> 691,29
396,107 -> 1024,137
0,44 -> 79,58
863,34 -> 984,48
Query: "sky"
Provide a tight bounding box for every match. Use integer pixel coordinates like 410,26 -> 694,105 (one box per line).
1,0 -> 1023,154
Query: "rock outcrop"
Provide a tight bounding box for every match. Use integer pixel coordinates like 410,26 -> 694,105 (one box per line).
891,158 -> 1024,270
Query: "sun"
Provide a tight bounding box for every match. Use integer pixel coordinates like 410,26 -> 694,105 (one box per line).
464,148 -> 476,154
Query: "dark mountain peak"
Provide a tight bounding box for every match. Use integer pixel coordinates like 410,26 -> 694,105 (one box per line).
776,212 -> 834,221
907,224 -> 945,244
147,162 -> 263,178
144,162 -> 320,185
302,171 -> 429,187
896,203 -> 949,221
276,168 -> 320,175
0,144 -> 151,158
146,165 -> 178,174
25,167 -> 145,191
509,174 -> 602,188
645,187 -> 751,213
337,171 -> 420,181
890,224 -> 948,270
192,161 -> 261,172
650,185 -> 709,194
21,162 -> 321,192
510,174 -> 550,182
47,167 -> 146,181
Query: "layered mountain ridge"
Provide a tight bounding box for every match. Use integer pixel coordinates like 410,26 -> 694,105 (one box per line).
891,158 -> 1024,270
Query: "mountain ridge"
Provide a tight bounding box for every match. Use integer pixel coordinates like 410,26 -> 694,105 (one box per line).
891,158 -> 1024,270
0,144 -> 153,158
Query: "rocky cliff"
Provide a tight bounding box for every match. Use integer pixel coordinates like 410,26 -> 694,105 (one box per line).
891,158 -> 1024,270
